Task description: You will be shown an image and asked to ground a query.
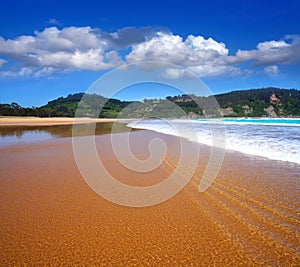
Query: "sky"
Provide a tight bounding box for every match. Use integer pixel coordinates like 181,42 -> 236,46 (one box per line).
0,0 -> 299,107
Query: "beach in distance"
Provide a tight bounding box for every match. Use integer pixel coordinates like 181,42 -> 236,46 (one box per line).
0,117 -> 129,126
0,118 -> 299,266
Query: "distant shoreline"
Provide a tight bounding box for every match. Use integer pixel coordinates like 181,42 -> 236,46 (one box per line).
1,116 -> 299,126
0,117 -> 134,126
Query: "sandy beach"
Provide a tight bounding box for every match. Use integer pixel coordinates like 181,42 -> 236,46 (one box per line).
0,122 -> 299,266
0,117 -> 131,126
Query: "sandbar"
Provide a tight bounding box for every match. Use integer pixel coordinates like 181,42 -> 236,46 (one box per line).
0,116 -> 133,126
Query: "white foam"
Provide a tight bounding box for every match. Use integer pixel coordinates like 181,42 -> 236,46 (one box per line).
128,119 -> 300,165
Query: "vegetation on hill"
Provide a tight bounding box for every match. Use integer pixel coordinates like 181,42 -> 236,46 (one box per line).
44,93 -> 132,118
1,87 -> 299,118
118,87 -> 300,117
0,93 -> 133,118
214,87 -> 300,117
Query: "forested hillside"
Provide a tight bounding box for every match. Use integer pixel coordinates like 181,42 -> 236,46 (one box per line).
1,88 -> 299,118
214,88 -> 300,117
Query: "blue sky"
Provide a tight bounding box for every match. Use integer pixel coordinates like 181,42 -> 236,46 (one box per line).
0,0 -> 299,106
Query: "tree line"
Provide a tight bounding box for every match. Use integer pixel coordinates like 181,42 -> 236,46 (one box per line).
1,87 -> 299,118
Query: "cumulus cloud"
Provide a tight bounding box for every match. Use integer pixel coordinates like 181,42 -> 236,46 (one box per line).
0,26 -> 299,79
126,32 -> 239,78
0,26 -> 170,77
234,35 -> 300,66
0,26 -> 122,75
127,33 -> 300,78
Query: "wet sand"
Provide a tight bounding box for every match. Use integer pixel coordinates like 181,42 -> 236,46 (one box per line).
0,127 -> 299,266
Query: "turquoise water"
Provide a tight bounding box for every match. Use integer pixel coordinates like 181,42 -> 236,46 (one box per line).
222,118 -> 300,126
194,118 -> 300,126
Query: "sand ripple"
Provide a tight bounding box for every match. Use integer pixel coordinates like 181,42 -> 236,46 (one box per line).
0,130 -> 299,266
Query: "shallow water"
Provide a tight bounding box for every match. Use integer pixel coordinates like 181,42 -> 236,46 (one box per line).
0,122 -> 131,147
128,118 -> 300,164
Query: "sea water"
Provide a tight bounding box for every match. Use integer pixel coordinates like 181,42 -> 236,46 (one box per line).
127,118 -> 300,165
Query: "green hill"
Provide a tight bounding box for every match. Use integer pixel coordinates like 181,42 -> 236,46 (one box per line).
1,87 -> 299,118
215,87 -> 300,117
43,93 -> 132,118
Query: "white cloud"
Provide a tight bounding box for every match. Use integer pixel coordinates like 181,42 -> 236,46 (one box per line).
47,18 -> 62,26
164,65 -> 242,79
234,35 -> 300,66
163,68 -> 190,79
0,26 -> 168,77
18,67 -> 33,76
0,26 -> 299,79
126,32 -> 238,78
34,67 -> 57,78
0,66 -> 60,78
0,70 -> 15,78
185,35 -> 228,56
0,35 -> 36,54
126,32 -> 186,65
264,65 -> 279,75
0,58 -> 6,68
126,32 -> 230,66
188,65 -> 242,78
0,26 -> 122,74
0,68 -> 32,78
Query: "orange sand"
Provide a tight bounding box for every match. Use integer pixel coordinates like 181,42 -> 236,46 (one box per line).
0,128 -> 299,266
0,117 -> 132,126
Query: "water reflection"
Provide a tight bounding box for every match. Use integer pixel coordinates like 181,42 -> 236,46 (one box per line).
0,122 -> 132,147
